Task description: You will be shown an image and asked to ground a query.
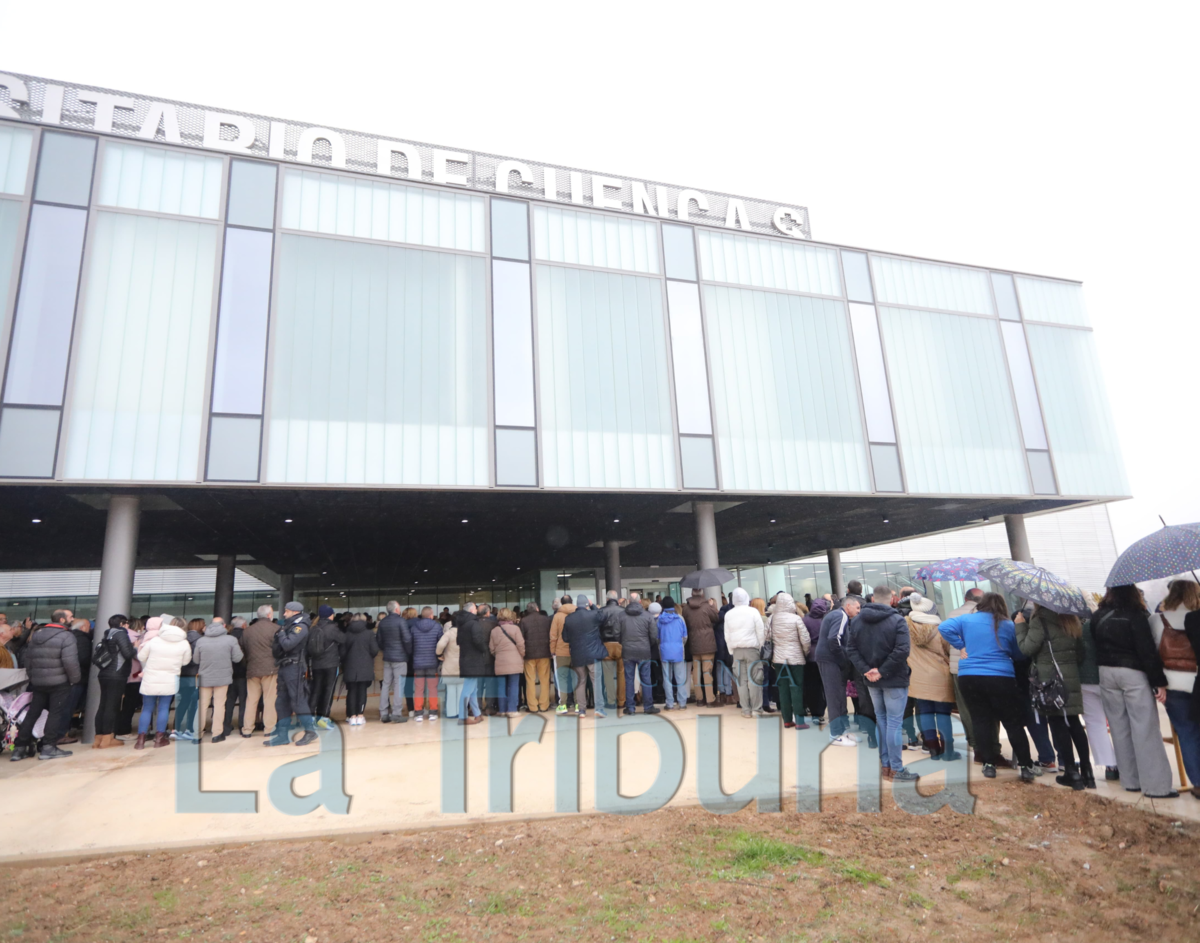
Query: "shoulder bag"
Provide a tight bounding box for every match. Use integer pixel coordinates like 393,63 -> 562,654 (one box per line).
1159,611 -> 1198,673
1028,631 -> 1068,716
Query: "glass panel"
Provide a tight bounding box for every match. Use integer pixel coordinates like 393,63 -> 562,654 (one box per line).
870,443 -> 904,493
535,264 -> 676,489
491,260 -> 535,427
34,132 -> 96,207
495,427 -> 537,486
697,229 -> 840,295
206,415 -> 261,481
63,212 -> 218,480
841,250 -> 873,302
0,199 -> 21,322
680,435 -> 716,489
1025,324 -> 1129,495
227,159 -> 277,230
1015,276 -> 1089,327
665,281 -> 712,435
870,255 -> 993,315
847,302 -> 896,444
990,272 -> 1021,321
0,126 -> 34,195
0,407 -> 58,477
1027,449 -> 1057,495
280,168 -> 485,252
211,227 -> 273,415
999,320 -> 1049,450
879,307 -> 1028,495
3,204 -> 88,406
97,142 -> 223,219
705,286 -> 870,492
268,234 -> 488,486
662,223 -> 697,281
764,565 -> 788,596
490,198 -> 529,262
532,205 -> 659,273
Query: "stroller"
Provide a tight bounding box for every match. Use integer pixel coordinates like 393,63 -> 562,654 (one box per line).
0,668 -> 32,753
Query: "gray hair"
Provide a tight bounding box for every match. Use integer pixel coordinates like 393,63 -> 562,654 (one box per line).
606,590 -> 618,601
231,616 -> 247,628
421,606 -> 434,617
465,602 -> 477,613
70,618 -> 90,633
628,591 -> 641,603
256,604 -> 274,619
387,600 -> 402,614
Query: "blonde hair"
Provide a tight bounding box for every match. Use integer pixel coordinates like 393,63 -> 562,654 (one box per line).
1163,580 -> 1200,612
184,618 -> 203,633
750,598 -> 767,619
497,608 -> 516,623
402,607 -> 418,620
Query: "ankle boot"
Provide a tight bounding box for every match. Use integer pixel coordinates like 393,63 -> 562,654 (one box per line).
1056,765 -> 1085,790
922,734 -> 944,759
92,733 -> 105,749
154,732 -> 170,748
134,734 -> 147,750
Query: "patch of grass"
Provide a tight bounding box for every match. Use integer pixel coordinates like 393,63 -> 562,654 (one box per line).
711,917 -> 731,932
153,888 -> 179,910
836,864 -> 888,887
421,917 -> 462,943
947,855 -> 997,885
4,921 -> 26,938
111,906 -> 151,931
906,892 -> 933,909
716,830 -> 827,876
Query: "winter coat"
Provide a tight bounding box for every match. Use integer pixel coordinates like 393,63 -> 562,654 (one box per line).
274,614 -> 310,669
377,613 -> 412,663
306,618 -> 345,671
489,622 -> 527,675
766,594 -> 810,665
723,598 -> 766,653
815,607 -> 851,668
905,616 -> 954,703
682,596 -> 718,656
845,603 -> 911,688
137,625 -> 192,696
938,611 -> 1021,678
519,610 -> 552,660
563,607 -> 608,667
340,620 -> 380,683
436,625 -> 460,677
598,601 -> 624,644
802,599 -> 830,661
715,602 -> 734,667
191,623 -> 244,688
243,617 -> 279,677
25,623 -> 82,689
409,617 -> 444,671
179,629 -> 201,677
96,625 -> 137,683
227,624 -> 248,678
1016,608 -> 1085,715
1091,606 -> 1168,689
1078,620 -> 1101,685
617,602 -> 658,662
455,609 -> 494,677
656,611 -> 688,663
549,604 -> 575,658
70,628 -> 93,678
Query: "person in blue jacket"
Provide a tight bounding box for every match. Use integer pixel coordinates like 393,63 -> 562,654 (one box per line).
938,592 -> 1035,781
655,598 -> 689,710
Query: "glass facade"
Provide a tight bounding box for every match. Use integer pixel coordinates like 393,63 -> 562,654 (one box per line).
870,255 -> 994,315
97,142 -> 223,219
0,125 -> 32,194
1015,275 -> 1089,327
697,229 -> 841,295
532,205 -> 659,273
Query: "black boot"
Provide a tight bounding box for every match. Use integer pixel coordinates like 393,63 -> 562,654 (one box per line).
1079,763 -> 1096,789
1055,765 -> 1085,791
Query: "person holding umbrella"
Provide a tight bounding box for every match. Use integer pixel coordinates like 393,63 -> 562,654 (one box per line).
1152,580 -> 1200,797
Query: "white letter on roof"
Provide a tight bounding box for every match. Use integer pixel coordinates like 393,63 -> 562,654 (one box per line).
378,140 -> 421,178
137,103 -> 181,144
77,91 -> 136,133
204,112 -> 257,152
297,127 -> 346,169
631,181 -> 657,216
495,160 -> 533,194
433,150 -> 470,186
677,189 -> 709,222
724,198 -> 750,231
592,176 -> 622,210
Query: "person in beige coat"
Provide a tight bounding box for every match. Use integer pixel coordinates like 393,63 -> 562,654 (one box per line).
489,609 -> 527,717
905,594 -> 959,760
436,622 -> 460,718
548,596 -> 576,713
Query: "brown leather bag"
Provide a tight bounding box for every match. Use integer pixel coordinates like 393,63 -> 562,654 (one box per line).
1159,611 -> 1198,673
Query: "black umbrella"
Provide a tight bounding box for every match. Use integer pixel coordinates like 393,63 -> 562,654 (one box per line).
679,567 -> 735,589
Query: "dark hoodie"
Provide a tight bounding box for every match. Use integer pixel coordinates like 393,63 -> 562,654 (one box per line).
617,601 -> 658,662
454,608 -> 494,677
803,598 -> 830,660
340,619 -> 379,683
306,617 -> 345,670
845,603 -> 911,688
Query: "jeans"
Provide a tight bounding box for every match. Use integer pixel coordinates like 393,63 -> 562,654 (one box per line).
913,698 -> 955,756
663,660 -> 688,707
957,674 -> 1033,768
775,663 -> 805,724
623,660 -> 653,712
1028,715 -> 1056,765
554,658 -> 575,707
498,673 -> 521,714
868,686 -> 909,772
382,662 -> 408,718
1164,689 -> 1200,787
731,648 -> 763,712
460,677 -> 483,717
901,697 -> 918,744
174,676 -> 199,734
14,684 -> 71,748
67,681 -> 87,725
138,694 -> 172,736
573,663 -> 607,713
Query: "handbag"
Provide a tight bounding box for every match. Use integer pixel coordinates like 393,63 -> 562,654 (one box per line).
1029,632 -> 1068,715
1159,611 -> 1198,673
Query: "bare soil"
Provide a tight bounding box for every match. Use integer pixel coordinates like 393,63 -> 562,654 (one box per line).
2,783 -> 1197,942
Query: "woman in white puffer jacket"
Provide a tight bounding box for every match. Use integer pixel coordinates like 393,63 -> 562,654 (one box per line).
766,593 -> 811,729
135,615 -> 192,750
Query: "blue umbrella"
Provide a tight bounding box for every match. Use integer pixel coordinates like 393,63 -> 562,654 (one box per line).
977,558 -> 1091,616
1105,521 -> 1200,587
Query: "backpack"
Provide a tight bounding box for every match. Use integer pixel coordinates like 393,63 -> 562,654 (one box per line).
93,628 -> 121,671
1159,611 -> 1197,673
307,622 -> 338,659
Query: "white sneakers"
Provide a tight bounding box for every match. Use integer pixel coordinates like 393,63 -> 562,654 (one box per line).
829,735 -> 857,747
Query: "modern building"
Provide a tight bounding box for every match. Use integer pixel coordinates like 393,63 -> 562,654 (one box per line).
0,71 -> 1130,650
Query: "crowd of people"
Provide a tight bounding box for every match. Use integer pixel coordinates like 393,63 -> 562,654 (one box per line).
2,578 -> 1198,802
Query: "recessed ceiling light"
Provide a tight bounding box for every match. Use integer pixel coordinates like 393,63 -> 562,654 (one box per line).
461,519 -> 468,524
613,518 -> 620,523
882,516 -> 890,524
31,518 -> 41,524
769,519 -> 776,524
284,518 -> 293,523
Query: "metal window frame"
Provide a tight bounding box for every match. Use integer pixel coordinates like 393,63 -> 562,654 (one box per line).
531,202 -> 662,276
92,137 -> 225,222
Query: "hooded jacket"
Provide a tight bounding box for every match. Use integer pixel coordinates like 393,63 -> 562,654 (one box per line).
1015,607 -> 1085,714
617,601 -> 658,662
489,620 -> 527,675
766,593 -> 810,665
306,617 -> 345,670
137,624 -> 192,696
563,599 -> 608,667
723,589 -> 766,652
340,620 -> 380,683
519,608 -> 552,660
802,599 -> 830,660
25,623 -> 82,689
243,617 -> 279,678
409,617 -> 444,671
682,595 -> 718,656
454,608 -> 494,677
905,601 -> 954,703
377,612 -> 412,663
549,603 -> 575,658
192,623 -> 244,688
845,603 -> 911,688
656,610 -> 688,663
96,625 -> 138,683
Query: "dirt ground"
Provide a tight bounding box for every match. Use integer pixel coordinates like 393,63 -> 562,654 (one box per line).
2,782 -> 1197,943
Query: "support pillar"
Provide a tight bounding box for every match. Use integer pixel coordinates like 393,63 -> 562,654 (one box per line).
215,554 -> 236,624
694,501 -> 720,602
1004,514 -> 1033,564
278,574 -> 294,616
604,540 -> 622,598
827,548 -> 844,598
83,495 -> 141,744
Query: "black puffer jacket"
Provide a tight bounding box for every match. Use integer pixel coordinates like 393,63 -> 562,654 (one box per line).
71,628 -> 93,677
97,626 -> 137,682
25,623 -> 82,688
1091,606 -> 1168,688
340,620 -> 379,683
845,603 -> 911,688
306,617 -> 345,670
454,609 -> 494,677
599,601 -> 624,644
408,617 -> 443,671
377,613 -> 412,663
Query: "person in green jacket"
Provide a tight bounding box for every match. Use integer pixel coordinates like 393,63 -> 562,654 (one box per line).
1015,604 -> 1092,790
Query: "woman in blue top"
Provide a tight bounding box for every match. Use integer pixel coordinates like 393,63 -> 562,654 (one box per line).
939,592 -> 1035,781
655,598 -> 689,710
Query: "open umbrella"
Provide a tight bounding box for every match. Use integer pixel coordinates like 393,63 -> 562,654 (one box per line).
679,567 -> 735,589
976,558 -> 1091,616
914,557 -> 985,581
1105,522 -> 1200,587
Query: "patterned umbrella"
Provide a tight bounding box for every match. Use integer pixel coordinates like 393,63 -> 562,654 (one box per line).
913,557 -> 986,581
1105,522 -> 1200,587
976,558 -> 1091,616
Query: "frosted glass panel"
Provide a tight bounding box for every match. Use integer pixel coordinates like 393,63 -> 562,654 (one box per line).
0,407 -> 58,478
662,224 -> 697,281
533,206 -> 659,273
206,415 -> 261,482
535,264 -> 676,489
870,256 -> 993,315
64,212 -> 218,480
491,198 -> 529,261
0,200 -> 21,326
698,230 -> 841,296
1025,324 -> 1129,495
211,227 -> 273,415
665,280 -> 712,435
879,307 -> 1029,495
98,142 -> 223,219
680,435 -> 717,489
0,126 -> 33,195
280,169 -> 485,252
704,285 -> 870,493
999,320 -> 1048,450
34,132 -> 95,207
841,250 -> 873,303
495,427 -> 537,486
227,159 -> 277,230
847,302 -> 895,443
269,234 -> 488,486
492,259 -> 535,427
1015,276 -> 1089,327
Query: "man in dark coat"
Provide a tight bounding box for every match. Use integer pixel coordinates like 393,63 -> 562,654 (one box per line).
618,593 -> 660,716
265,601 -> 317,747
519,602 -> 553,712
242,605 -> 280,737
223,616 -> 250,737
306,605 -> 344,725
816,595 -> 865,746
62,617 -> 93,741
10,610 -> 80,761
682,590 -> 719,707
377,601 -> 412,724
845,586 -> 912,780
453,603 -> 493,723
563,595 -> 610,718
598,593 -> 626,710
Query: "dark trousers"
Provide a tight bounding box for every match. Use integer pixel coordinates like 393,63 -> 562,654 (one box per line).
818,661 -> 850,737
776,663 -> 805,724
901,696 -> 919,744
67,681 -> 88,726
274,669 -> 314,733
308,667 -> 338,719
958,674 -> 1033,767
346,681 -> 370,717
803,661 -> 827,720
95,678 -> 125,736
223,677 -> 248,733
849,663 -> 876,723
15,684 -> 71,749
117,682 -> 142,735
1047,713 -> 1091,773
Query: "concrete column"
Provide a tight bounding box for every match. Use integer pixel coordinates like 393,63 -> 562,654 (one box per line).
215,554 -> 236,623
83,495 -> 141,744
1004,513 -> 1033,564
278,574 -> 295,615
827,548 -> 844,597
694,501 -> 720,601
604,540 -> 622,598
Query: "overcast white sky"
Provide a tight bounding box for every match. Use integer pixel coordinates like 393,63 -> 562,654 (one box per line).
2,2 -> 1195,553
